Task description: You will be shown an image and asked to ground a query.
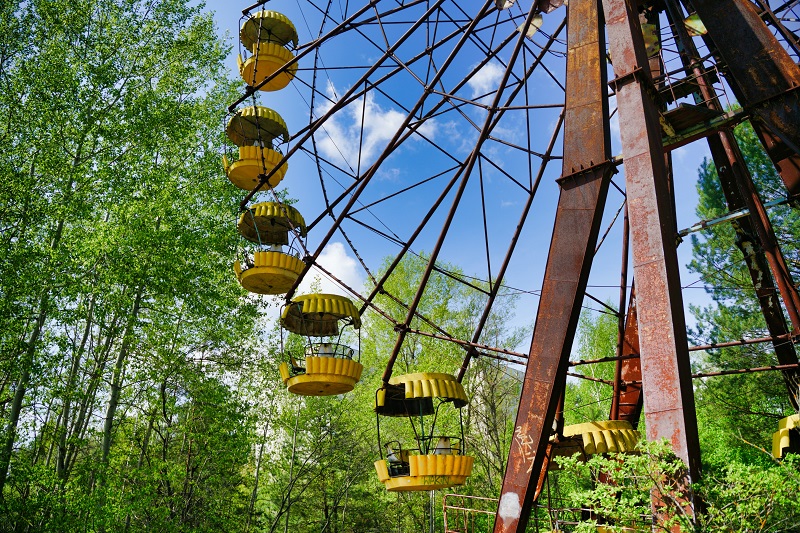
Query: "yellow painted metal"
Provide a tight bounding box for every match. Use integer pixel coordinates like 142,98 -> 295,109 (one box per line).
237,201 -> 306,244
240,11 -> 298,51
226,106 -> 288,146
224,146 -> 288,191
560,420 -> 640,455
772,413 -> 800,458
281,293 -> 361,336
280,356 -> 364,396
278,362 -> 291,382
386,372 -> 468,406
684,14 -> 707,36
233,251 -> 304,295
238,43 -> 297,91
374,454 -> 474,491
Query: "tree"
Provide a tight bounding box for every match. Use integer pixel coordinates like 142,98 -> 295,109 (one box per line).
688,121 -> 799,467
564,309 -> 619,426
0,1 -> 263,529
556,440 -> 800,533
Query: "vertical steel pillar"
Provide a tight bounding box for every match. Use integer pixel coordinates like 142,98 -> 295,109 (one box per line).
612,288 -> 644,425
602,0 -> 702,523
492,0 -> 613,530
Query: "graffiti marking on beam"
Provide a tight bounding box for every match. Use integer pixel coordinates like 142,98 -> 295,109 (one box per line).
514,425 -> 537,474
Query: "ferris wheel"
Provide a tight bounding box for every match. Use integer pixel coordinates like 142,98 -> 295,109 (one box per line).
223,0 -> 800,531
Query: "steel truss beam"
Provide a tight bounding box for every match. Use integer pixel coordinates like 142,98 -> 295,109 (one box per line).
604,0 -> 702,524
493,0 -> 612,529
688,0 -> 800,193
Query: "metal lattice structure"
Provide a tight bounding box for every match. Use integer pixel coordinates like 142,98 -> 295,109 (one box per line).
227,0 -> 800,530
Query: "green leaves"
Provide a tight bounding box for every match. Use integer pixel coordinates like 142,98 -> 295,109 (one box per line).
0,0 -> 261,529
555,441 -> 800,533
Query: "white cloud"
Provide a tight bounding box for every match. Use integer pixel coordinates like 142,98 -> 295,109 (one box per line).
298,241 -> 365,298
467,61 -> 505,99
313,82 -> 436,171
376,167 -> 401,182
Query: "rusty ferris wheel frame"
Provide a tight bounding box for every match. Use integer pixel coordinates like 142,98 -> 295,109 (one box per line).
231,0 -> 800,530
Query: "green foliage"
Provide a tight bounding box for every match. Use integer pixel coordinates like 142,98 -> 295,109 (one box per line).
0,0 -> 263,530
556,441 -> 692,533
565,310 -> 619,425
555,441 -> 800,533
689,120 -> 798,467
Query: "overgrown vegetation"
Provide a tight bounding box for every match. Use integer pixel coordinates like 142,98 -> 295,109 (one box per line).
2,1 -> 798,531
556,440 -> 800,532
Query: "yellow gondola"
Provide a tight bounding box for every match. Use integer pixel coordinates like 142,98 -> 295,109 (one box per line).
772,413 -> 800,458
278,294 -> 363,396
547,420 -> 641,467
223,106 -> 289,191
238,11 -> 298,91
237,201 -> 306,244
233,202 -> 306,295
538,420 -> 643,530
374,372 -> 474,491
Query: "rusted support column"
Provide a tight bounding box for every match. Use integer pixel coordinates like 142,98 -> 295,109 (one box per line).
707,133 -> 800,408
493,0 -> 612,530
612,287 -> 644,425
688,0 -> 800,161
664,0 -> 800,408
602,0 -> 701,526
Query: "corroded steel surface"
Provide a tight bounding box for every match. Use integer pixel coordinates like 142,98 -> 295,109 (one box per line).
613,289 -> 644,425
493,0 -> 612,530
690,0 -> 800,157
603,0 -> 701,527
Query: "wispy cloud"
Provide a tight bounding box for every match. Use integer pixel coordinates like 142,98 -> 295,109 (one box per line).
298,241 -> 365,297
313,82 -> 436,171
467,61 -> 505,99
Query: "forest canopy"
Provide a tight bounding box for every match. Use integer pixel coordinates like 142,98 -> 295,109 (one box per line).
1,1 -> 798,532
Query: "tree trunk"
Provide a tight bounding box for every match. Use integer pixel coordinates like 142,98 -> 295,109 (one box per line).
0,140 -> 83,492
100,287 -> 143,468
246,421 -> 270,531
64,317 -> 120,478
124,412 -> 154,532
57,294 -> 95,480
0,293 -> 49,493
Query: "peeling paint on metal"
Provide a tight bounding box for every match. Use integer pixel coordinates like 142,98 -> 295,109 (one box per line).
498,493 -> 522,523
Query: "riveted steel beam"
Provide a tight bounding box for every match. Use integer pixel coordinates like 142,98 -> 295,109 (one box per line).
603,0 -> 702,527
493,0 -> 612,529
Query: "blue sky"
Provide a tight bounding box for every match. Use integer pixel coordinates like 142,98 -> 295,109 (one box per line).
205,0 -> 719,349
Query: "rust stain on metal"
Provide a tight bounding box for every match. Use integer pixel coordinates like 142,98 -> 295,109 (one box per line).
691,0 -> 800,157
493,0 -> 612,530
